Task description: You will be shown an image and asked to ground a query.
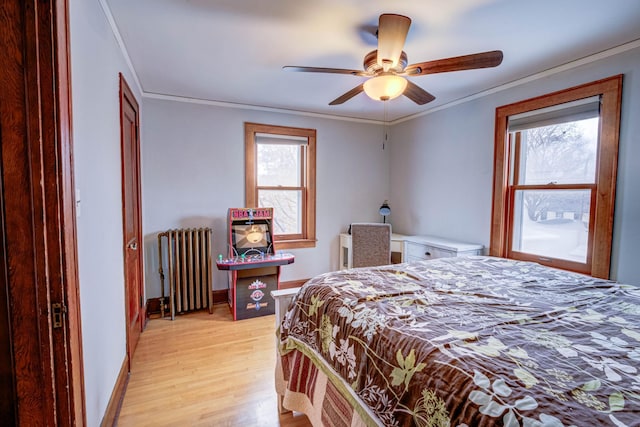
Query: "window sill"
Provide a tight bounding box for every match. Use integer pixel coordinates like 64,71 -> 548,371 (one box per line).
276,239 -> 317,250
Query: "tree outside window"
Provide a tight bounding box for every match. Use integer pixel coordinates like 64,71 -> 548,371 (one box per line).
245,123 -> 316,249
512,118 -> 598,264
491,76 -> 622,278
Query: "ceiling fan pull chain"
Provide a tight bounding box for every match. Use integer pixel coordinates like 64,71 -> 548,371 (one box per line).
383,100 -> 388,150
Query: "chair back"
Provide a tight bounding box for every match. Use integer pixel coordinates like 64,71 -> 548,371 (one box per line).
350,223 -> 392,268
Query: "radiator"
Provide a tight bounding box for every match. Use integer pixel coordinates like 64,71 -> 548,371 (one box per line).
157,228 -> 213,320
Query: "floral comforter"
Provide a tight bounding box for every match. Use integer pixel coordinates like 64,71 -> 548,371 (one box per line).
278,256 -> 640,426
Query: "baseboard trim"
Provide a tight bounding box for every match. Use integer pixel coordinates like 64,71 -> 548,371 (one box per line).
212,289 -> 228,304
100,358 -> 129,427
141,303 -> 148,328
146,297 -> 163,316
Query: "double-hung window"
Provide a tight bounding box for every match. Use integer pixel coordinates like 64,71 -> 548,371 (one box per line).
245,123 -> 316,249
491,76 -> 622,277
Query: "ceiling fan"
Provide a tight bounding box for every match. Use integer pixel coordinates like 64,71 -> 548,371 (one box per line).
283,14 -> 503,106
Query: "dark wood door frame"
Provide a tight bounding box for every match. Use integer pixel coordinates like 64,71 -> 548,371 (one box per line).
0,0 -> 85,425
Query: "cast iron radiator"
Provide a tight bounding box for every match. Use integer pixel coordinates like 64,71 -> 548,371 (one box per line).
157,228 -> 213,320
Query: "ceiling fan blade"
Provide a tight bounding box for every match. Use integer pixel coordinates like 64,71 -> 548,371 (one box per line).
283,66 -> 368,76
404,50 -> 504,76
403,80 -> 436,105
376,14 -> 411,70
329,84 -> 364,105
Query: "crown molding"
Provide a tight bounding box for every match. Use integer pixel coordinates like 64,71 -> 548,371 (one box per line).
99,0 -> 143,95
391,38 -> 640,125
142,92 -> 385,125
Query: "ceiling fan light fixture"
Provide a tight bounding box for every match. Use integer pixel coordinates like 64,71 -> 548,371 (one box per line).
363,74 -> 408,102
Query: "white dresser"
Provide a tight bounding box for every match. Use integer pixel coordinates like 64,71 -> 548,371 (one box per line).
404,235 -> 483,263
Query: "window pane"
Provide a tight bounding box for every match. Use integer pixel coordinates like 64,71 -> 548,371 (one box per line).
516,117 -> 598,185
258,190 -> 302,235
257,144 -> 301,187
512,189 -> 591,263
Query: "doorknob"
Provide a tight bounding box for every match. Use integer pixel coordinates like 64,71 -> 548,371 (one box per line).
128,241 -> 138,250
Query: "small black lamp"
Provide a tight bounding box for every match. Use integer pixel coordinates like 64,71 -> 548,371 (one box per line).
379,200 -> 391,223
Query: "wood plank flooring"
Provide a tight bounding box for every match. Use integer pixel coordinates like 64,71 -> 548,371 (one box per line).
117,304 -> 311,426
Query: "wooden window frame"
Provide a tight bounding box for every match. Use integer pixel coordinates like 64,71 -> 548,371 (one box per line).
490,75 -> 622,278
245,122 -> 317,249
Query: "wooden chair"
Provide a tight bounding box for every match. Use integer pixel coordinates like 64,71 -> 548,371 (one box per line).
350,223 -> 392,268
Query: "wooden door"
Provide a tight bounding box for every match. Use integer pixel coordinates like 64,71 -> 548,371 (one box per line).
120,75 -> 144,366
0,0 -> 85,424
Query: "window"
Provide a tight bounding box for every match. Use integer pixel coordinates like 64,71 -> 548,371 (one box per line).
491,76 -> 622,278
245,123 -> 316,249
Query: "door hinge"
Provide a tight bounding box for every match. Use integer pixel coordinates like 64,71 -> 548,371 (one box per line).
52,302 -> 67,329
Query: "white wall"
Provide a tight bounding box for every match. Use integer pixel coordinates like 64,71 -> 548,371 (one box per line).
69,0 -> 141,424
390,45 -> 640,285
141,99 -> 389,298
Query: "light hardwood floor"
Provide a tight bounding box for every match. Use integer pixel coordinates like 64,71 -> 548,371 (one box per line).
117,304 -> 311,426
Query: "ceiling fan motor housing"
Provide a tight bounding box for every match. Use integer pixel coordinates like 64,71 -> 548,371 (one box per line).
364,50 -> 407,74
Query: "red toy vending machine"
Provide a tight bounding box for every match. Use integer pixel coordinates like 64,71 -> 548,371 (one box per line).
215,207 -> 295,320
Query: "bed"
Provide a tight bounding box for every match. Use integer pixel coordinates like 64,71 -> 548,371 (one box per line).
275,256 -> 640,427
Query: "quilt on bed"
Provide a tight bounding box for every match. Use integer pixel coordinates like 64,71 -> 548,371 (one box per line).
277,256 -> 640,427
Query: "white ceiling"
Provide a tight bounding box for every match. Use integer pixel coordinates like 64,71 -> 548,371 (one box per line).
104,0 -> 640,122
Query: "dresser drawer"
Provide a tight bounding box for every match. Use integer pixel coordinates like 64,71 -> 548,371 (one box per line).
405,241 -> 454,260
406,255 -> 426,263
